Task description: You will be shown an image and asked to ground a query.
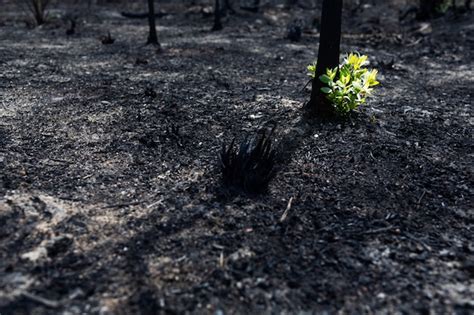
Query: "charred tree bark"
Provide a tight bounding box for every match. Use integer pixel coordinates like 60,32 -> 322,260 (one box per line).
307,0 -> 343,117
212,0 -> 223,31
146,0 -> 160,46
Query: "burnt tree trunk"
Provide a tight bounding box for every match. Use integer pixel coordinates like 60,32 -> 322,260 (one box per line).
212,0 -> 223,31
307,0 -> 343,117
146,0 -> 160,45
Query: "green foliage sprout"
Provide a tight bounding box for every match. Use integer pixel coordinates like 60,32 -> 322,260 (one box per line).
436,0 -> 452,14
307,53 -> 380,115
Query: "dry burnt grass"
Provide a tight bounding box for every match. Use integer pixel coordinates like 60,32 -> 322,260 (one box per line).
0,2 -> 473,314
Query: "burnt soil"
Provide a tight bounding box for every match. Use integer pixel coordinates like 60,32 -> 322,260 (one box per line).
0,1 -> 473,314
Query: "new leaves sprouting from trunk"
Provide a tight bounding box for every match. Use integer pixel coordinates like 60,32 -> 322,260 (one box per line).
220,128 -> 277,194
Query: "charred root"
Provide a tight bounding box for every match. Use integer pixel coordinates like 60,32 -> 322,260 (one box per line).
220,128 -> 277,194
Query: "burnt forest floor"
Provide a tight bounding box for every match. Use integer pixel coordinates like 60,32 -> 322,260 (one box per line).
0,2 -> 473,314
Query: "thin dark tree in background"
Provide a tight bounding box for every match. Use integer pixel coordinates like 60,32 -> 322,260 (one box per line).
212,0 -> 223,31
146,0 -> 160,45
222,0 -> 235,15
307,0 -> 343,117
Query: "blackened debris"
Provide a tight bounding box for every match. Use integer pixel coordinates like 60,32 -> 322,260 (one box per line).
220,127 -> 277,194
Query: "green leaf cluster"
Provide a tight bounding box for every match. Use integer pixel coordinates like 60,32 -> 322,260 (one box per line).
307,53 -> 380,115
436,0 -> 452,13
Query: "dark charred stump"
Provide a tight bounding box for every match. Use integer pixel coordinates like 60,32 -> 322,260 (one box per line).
66,18 -> 76,36
101,32 -> 115,45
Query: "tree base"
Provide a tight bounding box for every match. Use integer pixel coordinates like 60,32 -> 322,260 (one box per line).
305,94 -> 336,119
211,23 -> 223,31
146,38 -> 161,47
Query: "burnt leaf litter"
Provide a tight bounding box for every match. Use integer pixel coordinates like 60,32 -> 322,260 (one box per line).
0,1 -> 473,314
220,126 -> 276,194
